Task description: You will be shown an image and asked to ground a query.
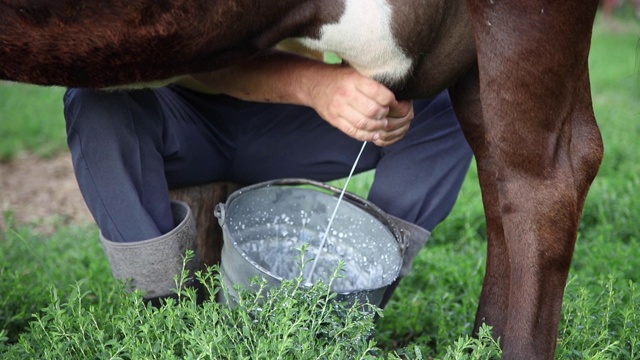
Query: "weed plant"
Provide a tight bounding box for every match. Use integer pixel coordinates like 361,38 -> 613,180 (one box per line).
2,246 -> 381,359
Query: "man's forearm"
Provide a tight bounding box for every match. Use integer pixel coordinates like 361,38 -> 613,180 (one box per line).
180,51 -> 345,108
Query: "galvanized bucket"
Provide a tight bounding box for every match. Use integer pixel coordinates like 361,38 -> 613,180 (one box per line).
214,178 -> 405,307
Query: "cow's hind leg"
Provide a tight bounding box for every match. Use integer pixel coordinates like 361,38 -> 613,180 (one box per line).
459,1 -> 602,358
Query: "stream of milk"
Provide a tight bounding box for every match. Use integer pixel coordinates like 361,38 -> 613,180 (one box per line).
305,141 -> 368,285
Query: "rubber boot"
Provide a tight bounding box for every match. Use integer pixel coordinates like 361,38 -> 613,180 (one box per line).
378,215 -> 431,309
100,200 -> 205,306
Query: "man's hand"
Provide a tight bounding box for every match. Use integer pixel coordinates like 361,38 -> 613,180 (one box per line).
304,67 -> 413,147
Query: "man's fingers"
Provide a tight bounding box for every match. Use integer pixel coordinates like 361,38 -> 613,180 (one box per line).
372,122 -> 412,146
388,100 -> 413,118
334,113 -> 389,141
354,76 -> 397,107
384,112 -> 413,132
332,100 -> 413,144
373,103 -> 414,146
335,115 -> 383,142
344,92 -> 390,121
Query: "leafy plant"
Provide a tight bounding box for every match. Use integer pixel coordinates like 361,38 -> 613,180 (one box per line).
2,250 -> 382,359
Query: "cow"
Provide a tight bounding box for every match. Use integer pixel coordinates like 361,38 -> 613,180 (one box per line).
0,1 -> 603,358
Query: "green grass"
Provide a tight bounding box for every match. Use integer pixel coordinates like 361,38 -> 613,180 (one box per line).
1,15 -> 640,359
0,84 -> 67,162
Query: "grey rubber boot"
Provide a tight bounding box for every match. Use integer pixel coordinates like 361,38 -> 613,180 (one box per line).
100,200 -> 203,304
378,215 -> 431,309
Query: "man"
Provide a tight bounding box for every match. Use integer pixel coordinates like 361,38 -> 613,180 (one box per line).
63,46 -> 472,307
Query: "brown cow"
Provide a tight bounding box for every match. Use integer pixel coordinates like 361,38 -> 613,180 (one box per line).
0,1 -> 603,358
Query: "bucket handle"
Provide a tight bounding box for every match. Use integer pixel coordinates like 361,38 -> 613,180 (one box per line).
214,202 -> 226,226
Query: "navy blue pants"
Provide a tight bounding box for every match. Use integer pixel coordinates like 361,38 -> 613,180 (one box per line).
64,86 -> 472,243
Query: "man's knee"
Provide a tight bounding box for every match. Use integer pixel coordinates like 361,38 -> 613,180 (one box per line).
64,88 -> 165,145
64,88 -> 111,119
65,88 -> 120,133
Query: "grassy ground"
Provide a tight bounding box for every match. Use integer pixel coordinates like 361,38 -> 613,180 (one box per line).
0,84 -> 67,162
1,15 -> 639,359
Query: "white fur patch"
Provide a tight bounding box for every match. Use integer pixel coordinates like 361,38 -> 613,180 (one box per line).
297,0 -> 412,85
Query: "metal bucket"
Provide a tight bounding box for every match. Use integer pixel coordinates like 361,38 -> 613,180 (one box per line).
214,178 -> 405,307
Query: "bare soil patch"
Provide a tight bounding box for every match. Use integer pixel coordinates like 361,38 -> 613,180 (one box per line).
0,152 -> 93,234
